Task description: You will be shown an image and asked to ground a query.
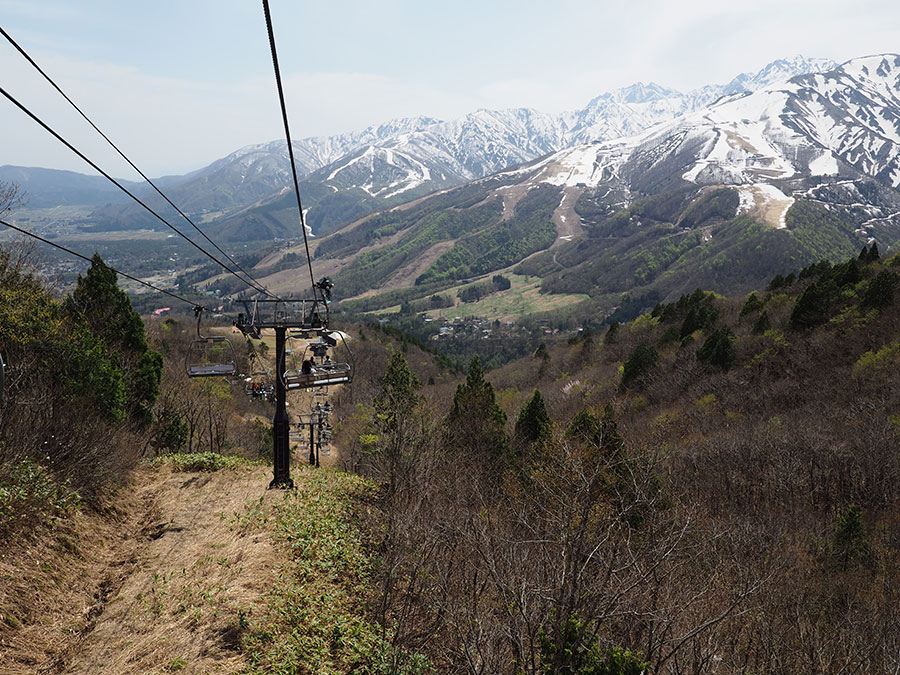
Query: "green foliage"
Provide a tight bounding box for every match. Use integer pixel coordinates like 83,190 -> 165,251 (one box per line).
538,196 -> 865,307
67,254 -> 162,427
654,289 -> 720,338
604,320 -> 620,344
538,613 -> 648,675
334,200 -> 503,297
69,253 -> 148,353
567,408 -> 601,441
64,323 -> 127,421
514,389 -> 552,447
790,280 -> 837,329
752,310 -> 771,335
678,187 -> 739,228
417,186 -> 557,285
788,256 -> 864,330
0,458 -> 81,538
828,504 -> 872,572
241,471 -> 430,674
740,291 -> 764,317
620,342 -> 658,389
374,353 -> 421,435
151,452 -> 259,472
860,242 -> 880,262
150,403 -> 189,454
445,356 -> 508,460
457,274 -> 513,303
697,327 -> 737,369
860,269 -> 898,309
852,342 -> 900,381
128,348 -> 164,427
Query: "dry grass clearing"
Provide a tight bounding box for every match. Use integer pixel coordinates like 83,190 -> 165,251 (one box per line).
0,452 -> 385,674
0,462 -> 279,674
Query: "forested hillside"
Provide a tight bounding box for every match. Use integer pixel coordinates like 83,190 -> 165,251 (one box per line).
332,246 -> 900,672
3,234 -> 899,673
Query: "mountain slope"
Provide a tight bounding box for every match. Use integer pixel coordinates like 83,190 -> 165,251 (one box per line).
53,56 -> 835,239
0,165 -> 140,208
287,55 -> 900,320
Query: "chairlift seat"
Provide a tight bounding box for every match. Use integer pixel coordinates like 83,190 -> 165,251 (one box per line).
189,363 -> 237,377
284,362 -> 352,389
186,336 -> 237,378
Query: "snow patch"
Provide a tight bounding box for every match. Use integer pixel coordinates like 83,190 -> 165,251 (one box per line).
808,151 -> 839,176
736,183 -> 794,229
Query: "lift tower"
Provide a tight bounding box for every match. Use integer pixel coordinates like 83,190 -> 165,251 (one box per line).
235,297 -> 325,489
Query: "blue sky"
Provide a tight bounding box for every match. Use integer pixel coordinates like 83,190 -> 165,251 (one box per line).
1,0 -> 898,176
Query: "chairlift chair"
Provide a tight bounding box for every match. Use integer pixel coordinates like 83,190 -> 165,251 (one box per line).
283,343 -> 351,389
186,307 -> 237,378
282,332 -> 352,390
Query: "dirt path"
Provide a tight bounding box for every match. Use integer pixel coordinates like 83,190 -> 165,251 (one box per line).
552,186 -> 584,245
0,464 -> 282,675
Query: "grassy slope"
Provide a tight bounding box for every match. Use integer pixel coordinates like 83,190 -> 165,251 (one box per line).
0,458 -> 423,674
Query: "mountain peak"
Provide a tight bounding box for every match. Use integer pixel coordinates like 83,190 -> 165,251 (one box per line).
721,55 -> 837,95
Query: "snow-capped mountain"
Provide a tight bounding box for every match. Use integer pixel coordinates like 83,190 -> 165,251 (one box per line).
305,56 -> 837,210
315,108 -> 567,200
150,116 -> 443,214
16,55 -> 843,235
518,54 -> 900,220
562,56 -> 837,147
309,55 -> 900,308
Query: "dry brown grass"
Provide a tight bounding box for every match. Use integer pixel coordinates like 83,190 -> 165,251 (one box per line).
0,464 -> 283,674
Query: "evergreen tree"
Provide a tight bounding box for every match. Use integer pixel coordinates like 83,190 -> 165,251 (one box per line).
534,342 -> 550,377
867,241 -> 880,262
620,343 -> 658,389
67,254 -> 162,427
697,327 -> 737,369
768,273 -> 786,291
861,269 -> 898,309
829,503 -> 872,571
539,612 -> 648,675
740,292 -> 764,317
374,352 -> 421,435
579,328 -> 595,363
445,356 -> 508,460
514,389 -> 552,447
604,321 -> 620,345
599,403 -> 624,458
69,253 -> 148,353
752,310 -> 771,335
373,352 -> 422,495
567,408 -> 600,441
789,280 -> 837,329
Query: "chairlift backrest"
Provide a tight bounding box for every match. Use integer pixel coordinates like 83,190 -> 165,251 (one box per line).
186,338 -> 238,377
186,307 -> 237,378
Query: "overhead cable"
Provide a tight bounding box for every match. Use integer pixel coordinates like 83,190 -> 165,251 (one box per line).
0,85 -> 278,299
0,26 -> 278,301
261,0 -> 318,302
0,217 -> 202,308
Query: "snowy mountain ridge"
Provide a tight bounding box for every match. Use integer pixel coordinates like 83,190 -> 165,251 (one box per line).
526,54 -> 900,190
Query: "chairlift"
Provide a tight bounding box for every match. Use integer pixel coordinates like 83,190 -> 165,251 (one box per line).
283,332 -> 353,390
186,306 -> 237,378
